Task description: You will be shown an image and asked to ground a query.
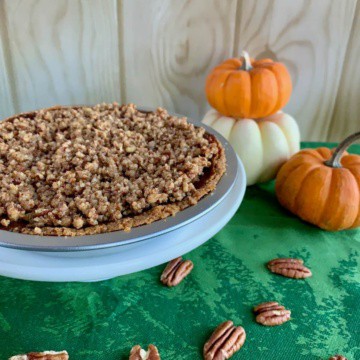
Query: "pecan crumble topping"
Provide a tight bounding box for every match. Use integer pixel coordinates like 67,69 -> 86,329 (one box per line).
0,103 -> 225,236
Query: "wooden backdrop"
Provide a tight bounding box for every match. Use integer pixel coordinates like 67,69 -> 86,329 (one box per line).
0,0 -> 359,141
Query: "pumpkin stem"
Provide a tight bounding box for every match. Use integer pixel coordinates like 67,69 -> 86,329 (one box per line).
324,131 -> 360,168
240,51 -> 252,71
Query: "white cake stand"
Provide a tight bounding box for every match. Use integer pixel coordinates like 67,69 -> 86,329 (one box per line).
0,160 -> 245,282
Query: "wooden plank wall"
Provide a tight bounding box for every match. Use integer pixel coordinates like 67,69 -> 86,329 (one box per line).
0,0 -> 359,141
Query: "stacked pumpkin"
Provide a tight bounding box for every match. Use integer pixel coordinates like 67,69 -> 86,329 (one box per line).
203,52 -> 360,232
203,51 -> 299,185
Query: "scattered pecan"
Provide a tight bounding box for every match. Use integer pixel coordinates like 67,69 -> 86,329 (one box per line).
267,258 -> 312,279
9,351 -> 68,360
329,356 -> 347,360
254,301 -> 291,326
160,257 -> 194,287
203,320 -> 246,360
129,345 -> 160,360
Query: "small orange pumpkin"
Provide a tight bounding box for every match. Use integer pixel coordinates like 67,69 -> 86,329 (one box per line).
276,132 -> 360,231
205,51 -> 292,119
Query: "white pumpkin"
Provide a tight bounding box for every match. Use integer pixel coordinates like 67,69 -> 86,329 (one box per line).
203,109 -> 300,185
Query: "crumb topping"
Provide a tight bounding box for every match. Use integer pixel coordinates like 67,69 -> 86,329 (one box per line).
0,103 -> 220,231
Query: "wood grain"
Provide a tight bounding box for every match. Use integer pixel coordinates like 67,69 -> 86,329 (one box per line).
3,0 -> 121,114
233,0 -> 274,58
234,0 -> 357,141
0,0 -> 359,141
328,1 -> 360,141
121,0 -> 238,119
0,2 -> 15,119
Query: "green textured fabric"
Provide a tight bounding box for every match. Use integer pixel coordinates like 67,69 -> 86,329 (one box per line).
0,142 -> 359,360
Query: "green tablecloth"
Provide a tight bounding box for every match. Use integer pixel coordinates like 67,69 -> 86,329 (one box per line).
0,143 -> 359,360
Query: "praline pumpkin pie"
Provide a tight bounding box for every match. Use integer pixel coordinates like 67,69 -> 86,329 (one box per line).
0,103 -> 225,236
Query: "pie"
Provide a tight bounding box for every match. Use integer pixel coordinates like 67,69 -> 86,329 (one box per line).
0,103 -> 226,236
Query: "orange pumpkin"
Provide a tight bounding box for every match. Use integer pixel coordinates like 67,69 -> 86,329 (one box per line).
276,132 -> 360,231
205,51 -> 292,119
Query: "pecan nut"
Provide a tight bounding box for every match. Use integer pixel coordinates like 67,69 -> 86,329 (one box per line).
267,258 -> 312,279
254,301 -> 291,326
203,320 -> 246,360
160,257 -> 194,287
129,345 -> 160,360
329,356 -> 347,360
9,351 -> 68,360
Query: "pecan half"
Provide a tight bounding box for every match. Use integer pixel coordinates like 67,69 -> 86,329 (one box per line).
267,258 -> 312,279
160,257 -> 194,287
203,320 -> 246,360
254,301 -> 291,326
329,356 -> 347,360
9,351 -> 68,360
129,345 -> 160,360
